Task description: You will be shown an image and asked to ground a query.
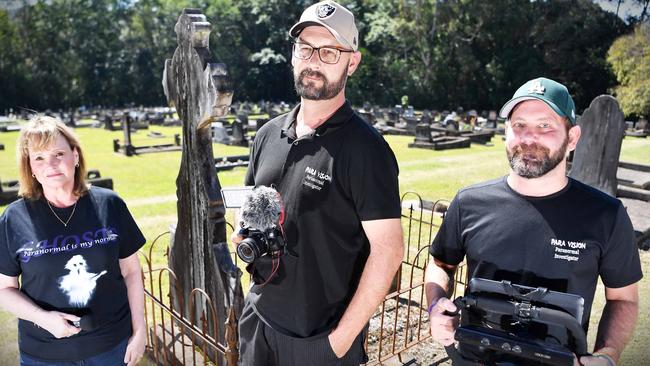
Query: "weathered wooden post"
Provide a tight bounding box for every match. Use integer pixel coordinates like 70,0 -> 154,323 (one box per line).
162,8 -> 243,365
569,95 -> 625,196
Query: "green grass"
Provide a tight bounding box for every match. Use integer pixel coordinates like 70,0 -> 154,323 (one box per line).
0,126 -> 649,364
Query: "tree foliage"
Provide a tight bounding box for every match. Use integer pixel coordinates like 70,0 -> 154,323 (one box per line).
0,0 -> 635,115
607,23 -> 650,117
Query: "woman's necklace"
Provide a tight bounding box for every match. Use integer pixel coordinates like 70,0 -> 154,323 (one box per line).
46,199 -> 77,227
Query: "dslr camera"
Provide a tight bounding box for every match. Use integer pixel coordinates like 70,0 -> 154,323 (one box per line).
236,225 -> 285,263
446,278 -> 588,366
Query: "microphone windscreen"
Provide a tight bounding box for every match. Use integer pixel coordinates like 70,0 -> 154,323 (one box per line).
240,186 -> 282,231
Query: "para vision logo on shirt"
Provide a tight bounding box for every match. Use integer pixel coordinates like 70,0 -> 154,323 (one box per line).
550,238 -> 587,262
17,227 -> 119,263
303,166 -> 332,191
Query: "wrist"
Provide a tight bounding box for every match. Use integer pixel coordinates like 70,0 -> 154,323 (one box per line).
29,307 -> 48,326
593,347 -> 618,365
427,299 -> 439,315
592,353 -> 616,366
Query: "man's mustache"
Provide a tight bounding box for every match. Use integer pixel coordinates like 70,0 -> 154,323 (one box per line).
299,68 -> 326,80
512,143 -> 550,157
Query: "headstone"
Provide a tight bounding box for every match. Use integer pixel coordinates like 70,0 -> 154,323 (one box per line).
236,113 -> 249,127
404,116 -> 419,133
255,118 -> 268,131
394,104 -> 403,117
104,114 -> 115,130
230,120 -> 247,146
487,110 -> 498,128
121,113 -> 135,156
387,109 -> 399,127
212,122 -> 231,144
638,119 -> 648,132
570,95 -> 625,196
414,122 -> 432,143
421,110 -> 432,125
162,9 -> 242,365
404,105 -> 415,118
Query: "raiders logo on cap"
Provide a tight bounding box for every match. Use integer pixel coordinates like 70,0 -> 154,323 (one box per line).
317,3 -> 336,19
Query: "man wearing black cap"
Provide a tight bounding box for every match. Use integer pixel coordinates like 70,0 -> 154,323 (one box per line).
424,77 -> 641,365
233,1 -> 404,365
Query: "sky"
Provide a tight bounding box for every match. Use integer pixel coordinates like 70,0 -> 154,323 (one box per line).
594,0 -> 646,21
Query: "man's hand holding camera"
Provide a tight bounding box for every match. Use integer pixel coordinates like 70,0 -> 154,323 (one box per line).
229,186 -> 286,264
428,297 -> 459,347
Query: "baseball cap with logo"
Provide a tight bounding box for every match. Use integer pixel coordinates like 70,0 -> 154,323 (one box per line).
289,1 -> 359,51
499,77 -> 577,125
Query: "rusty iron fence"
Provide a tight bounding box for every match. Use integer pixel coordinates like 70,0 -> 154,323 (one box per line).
140,192 -> 468,365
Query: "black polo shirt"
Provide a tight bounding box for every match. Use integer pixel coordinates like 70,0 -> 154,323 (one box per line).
244,101 -> 401,337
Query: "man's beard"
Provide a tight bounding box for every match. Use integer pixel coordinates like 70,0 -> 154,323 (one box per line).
507,137 -> 569,179
294,66 -> 348,100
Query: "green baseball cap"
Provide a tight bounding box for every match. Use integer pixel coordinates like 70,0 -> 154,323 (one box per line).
499,77 -> 577,125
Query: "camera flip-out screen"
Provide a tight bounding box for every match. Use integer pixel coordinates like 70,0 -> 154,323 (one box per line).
220,187 -> 254,208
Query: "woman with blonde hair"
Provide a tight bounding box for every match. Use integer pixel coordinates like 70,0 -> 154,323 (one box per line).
0,115 -> 146,365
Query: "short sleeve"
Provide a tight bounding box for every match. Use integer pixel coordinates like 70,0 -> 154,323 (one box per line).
244,139 -> 257,186
114,197 -> 146,259
0,213 -> 21,276
599,204 -> 643,288
429,194 -> 466,266
346,139 -> 401,221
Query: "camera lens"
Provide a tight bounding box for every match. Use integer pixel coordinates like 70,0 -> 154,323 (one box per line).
237,238 -> 261,263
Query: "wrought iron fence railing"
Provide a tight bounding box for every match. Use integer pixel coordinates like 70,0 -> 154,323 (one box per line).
140,193 -> 467,365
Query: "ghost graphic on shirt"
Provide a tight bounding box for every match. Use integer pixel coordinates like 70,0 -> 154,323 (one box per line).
58,255 -> 107,307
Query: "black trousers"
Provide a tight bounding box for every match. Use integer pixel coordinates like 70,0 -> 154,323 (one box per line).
238,300 -> 368,366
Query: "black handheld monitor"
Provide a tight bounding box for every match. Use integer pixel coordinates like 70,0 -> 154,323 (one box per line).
450,278 -> 587,366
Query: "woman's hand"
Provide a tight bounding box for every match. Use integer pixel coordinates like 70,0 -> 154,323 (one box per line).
38,311 -> 82,338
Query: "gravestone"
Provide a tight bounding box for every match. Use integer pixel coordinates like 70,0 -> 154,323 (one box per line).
120,113 -> 136,156
103,114 -> 116,131
487,110 -> 498,128
236,113 -> 249,127
404,116 -> 419,134
230,120 -> 248,147
569,95 -> 625,196
387,109 -> 399,127
404,105 -> 415,118
255,118 -> 268,131
421,110 -> 432,125
162,9 -> 243,365
414,122 -> 432,143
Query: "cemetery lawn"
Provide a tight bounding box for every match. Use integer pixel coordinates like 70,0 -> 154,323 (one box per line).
0,126 -> 649,364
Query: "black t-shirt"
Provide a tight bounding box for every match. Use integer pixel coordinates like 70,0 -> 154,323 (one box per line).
245,101 -> 401,337
430,176 -> 643,330
0,186 -> 146,361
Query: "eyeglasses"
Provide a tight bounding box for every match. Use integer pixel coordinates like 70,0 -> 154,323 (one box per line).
292,41 -> 353,64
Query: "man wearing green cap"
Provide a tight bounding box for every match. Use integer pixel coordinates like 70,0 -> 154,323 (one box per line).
424,77 -> 641,365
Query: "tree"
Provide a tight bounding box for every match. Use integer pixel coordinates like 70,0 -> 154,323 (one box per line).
0,9 -> 30,112
607,23 -> 650,117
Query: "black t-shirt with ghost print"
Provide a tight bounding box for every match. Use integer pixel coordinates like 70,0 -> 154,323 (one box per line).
0,186 -> 146,361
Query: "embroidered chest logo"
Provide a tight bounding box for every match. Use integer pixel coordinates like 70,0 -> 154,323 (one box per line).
303,166 -> 332,191
550,238 -> 586,262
